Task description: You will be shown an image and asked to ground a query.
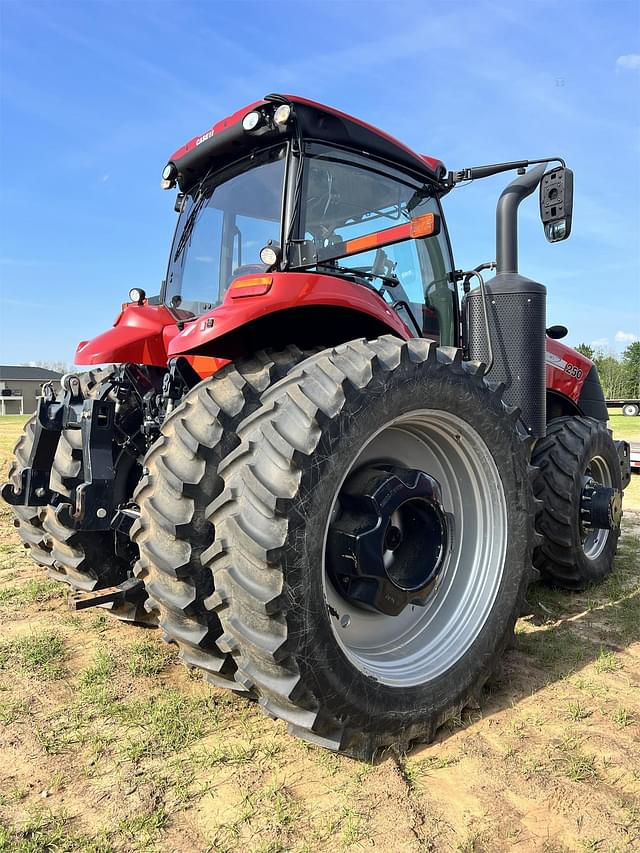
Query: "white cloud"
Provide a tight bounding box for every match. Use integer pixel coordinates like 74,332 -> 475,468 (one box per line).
591,337 -> 609,349
616,54 -> 640,72
614,330 -> 639,344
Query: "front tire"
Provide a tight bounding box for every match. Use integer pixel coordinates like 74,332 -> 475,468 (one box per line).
532,416 -> 622,590
622,403 -> 639,417
207,337 -> 536,758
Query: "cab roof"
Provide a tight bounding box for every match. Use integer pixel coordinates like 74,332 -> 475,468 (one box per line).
165,94 -> 447,193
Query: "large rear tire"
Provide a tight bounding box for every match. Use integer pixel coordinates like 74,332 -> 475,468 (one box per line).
532,416 -> 622,590
206,337 -> 536,759
7,416 -> 53,568
131,347 -> 316,686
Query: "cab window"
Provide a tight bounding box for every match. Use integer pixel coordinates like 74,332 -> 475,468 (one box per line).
299,145 -> 456,344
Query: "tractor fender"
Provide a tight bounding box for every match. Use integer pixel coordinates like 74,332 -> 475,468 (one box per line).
167,272 -> 413,360
75,303 -> 179,367
545,338 -> 594,404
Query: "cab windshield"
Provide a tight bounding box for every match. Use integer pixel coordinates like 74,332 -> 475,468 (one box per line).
164,145 -> 286,316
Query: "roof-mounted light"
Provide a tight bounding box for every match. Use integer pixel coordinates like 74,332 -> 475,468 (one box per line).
242,111 -> 261,131
129,288 -> 146,305
161,163 -> 177,190
273,104 -> 291,126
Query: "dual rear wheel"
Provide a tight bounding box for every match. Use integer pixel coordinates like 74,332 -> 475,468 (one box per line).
132,337 -> 537,757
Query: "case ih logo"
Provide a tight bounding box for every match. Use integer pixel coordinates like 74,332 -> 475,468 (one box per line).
195,129 -> 215,146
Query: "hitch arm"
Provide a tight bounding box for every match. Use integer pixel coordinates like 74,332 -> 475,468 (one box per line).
56,398 -> 116,531
1,384 -> 63,507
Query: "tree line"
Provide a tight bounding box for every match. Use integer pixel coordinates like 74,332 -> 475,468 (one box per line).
575,342 -> 640,400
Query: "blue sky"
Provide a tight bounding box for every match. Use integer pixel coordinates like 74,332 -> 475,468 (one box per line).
1,0 -> 638,365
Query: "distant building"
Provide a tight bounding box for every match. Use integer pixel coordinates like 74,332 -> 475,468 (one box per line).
0,366 -> 62,414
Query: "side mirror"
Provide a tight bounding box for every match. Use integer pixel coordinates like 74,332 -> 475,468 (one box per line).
540,166 -> 573,242
546,325 -> 568,340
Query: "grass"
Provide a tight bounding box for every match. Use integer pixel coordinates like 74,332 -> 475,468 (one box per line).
0,809 -> 113,853
608,411 -> 640,441
118,690 -> 213,761
514,623 -> 593,671
555,737 -> 600,783
594,648 -> 621,674
0,578 -> 62,608
0,630 -> 66,680
566,700 -> 593,722
609,706 -> 635,728
117,807 -> 169,850
80,648 -> 116,688
127,636 -> 174,676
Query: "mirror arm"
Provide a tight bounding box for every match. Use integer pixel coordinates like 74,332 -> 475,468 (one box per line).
496,164 -> 547,275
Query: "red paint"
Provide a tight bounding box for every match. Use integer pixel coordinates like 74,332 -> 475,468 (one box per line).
169,100 -> 264,162
421,155 -> 446,174
74,278 -> 590,409
168,95 -> 445,180
74,303 -> 179,367
167,271 -> 413,358
545,338 -> 592,402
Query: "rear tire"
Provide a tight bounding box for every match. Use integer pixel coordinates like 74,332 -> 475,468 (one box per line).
532,416 -> 622,590
622,403 -> 639,417
7,416 -> 53,568
207,337 -> 536,758
131,347 -> 317,686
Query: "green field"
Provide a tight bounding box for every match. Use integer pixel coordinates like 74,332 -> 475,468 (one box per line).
608,412 -> 640,441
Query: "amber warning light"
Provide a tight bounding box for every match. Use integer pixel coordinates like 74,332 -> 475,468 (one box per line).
298,212 -> 441,267
229,276 -> 274,298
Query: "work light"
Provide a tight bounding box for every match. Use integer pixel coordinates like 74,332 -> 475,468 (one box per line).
260,243 -> 281,267
274,104 -> 291,126
161,163 -> 177,189
242,111 -> 261,131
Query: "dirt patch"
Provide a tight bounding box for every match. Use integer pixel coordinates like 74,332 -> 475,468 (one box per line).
0,417 -> 638,852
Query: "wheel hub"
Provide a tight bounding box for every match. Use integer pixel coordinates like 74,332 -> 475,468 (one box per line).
326,465 -> 449,616
580,477 -> 623,530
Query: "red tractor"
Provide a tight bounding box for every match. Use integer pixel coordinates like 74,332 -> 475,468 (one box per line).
3,95 -> 631,759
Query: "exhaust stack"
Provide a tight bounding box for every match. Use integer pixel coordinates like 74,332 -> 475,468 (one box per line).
466,165 -> 548,438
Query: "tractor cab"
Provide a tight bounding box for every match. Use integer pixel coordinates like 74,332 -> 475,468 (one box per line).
161,95 -> 458,347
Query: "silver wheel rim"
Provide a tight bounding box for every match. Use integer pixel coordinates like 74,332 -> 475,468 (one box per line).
582,455 -> 612,560
321,409 -> 508,688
